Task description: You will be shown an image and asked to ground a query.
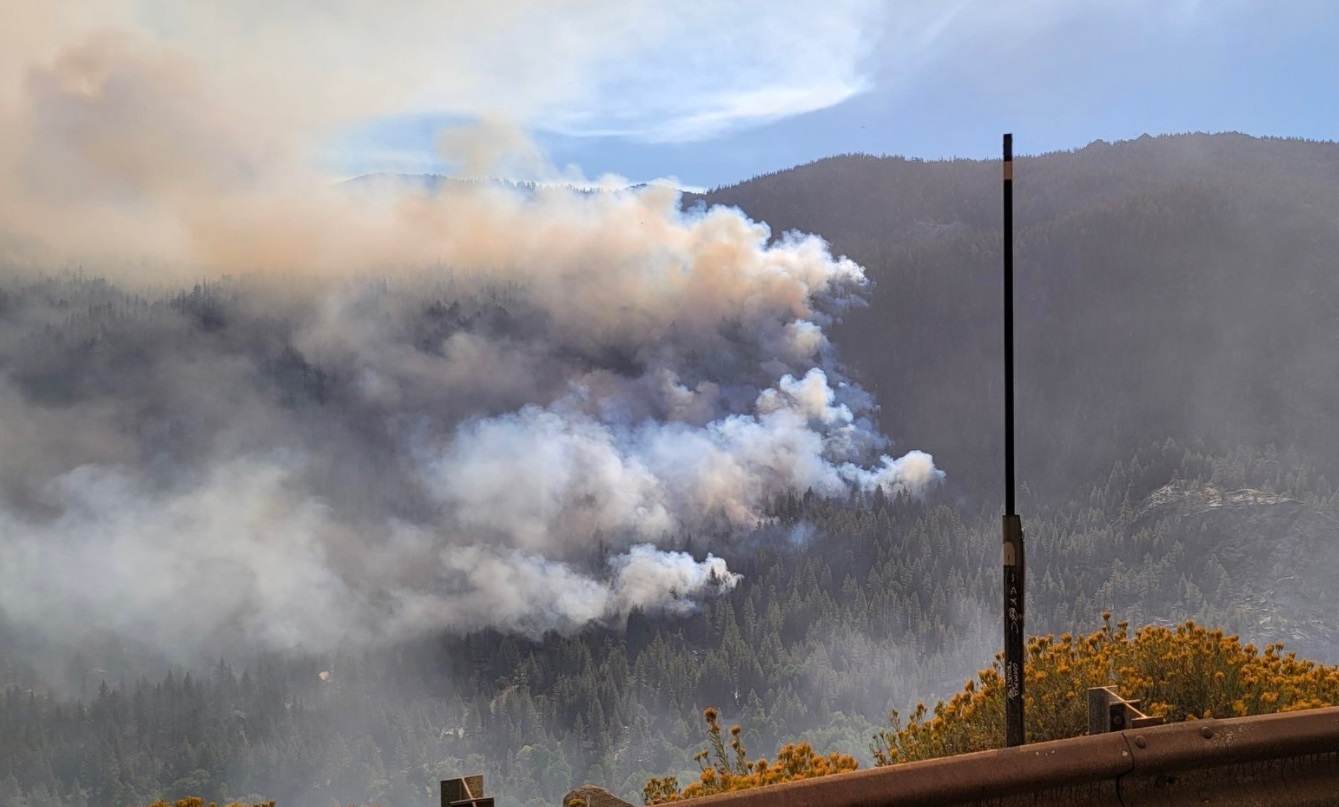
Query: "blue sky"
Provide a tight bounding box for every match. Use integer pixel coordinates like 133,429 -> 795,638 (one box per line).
323,1 -> 1339,189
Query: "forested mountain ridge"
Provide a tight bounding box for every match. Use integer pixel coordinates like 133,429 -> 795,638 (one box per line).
691,133 -> 1339,502
687,133 -> 1339,251
3,133 -> 1339,807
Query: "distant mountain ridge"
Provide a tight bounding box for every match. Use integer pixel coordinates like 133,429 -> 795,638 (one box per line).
687,132 -> 1339,246
340,172 -> 540,194
339,172 -> 662,194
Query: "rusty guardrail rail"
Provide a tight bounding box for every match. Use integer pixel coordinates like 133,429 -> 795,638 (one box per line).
561,706 -> 1339,807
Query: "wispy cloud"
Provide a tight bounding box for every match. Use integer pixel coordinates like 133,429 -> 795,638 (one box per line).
13,0 -> 888,176
301,0 -> 890,174
526,0 -> 885,143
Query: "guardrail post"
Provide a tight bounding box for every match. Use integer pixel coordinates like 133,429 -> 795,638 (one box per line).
1088,686 -> 1166,734
442,774 -> 493,807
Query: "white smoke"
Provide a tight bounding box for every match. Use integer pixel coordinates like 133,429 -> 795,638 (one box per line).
428,367 -> 941,551
0,457 -> 741,646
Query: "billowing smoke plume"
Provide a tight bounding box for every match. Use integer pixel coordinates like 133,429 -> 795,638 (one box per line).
0,192 -> 941,655
0,4 -> 939,660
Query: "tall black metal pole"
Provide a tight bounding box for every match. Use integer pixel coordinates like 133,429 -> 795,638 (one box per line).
1002,133 -> 1026,748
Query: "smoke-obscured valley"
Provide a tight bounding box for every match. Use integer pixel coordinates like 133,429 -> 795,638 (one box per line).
5,10 -> 1339,807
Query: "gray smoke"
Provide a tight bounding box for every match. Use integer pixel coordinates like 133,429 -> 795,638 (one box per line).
0,183 -> 940,661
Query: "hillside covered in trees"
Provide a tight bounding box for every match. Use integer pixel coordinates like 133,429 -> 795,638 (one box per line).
3,133 -> 1339,806
691,133 -> 1339,501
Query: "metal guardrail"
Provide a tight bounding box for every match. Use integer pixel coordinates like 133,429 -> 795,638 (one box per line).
578,706 -> 1339,807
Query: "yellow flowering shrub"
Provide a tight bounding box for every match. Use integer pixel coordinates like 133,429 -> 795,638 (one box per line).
872,614 -> 1339,765
643,707 -> 858,804
143,799 -> 275,807
640,616 -> 1339,799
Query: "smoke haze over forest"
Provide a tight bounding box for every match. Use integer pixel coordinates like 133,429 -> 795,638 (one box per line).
5,4 -> 1339,807
0,213 -> 940,659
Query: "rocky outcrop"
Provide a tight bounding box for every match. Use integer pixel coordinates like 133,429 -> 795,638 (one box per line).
1130,482 -> 1339,659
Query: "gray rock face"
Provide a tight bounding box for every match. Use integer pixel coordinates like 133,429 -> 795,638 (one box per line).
1130,481 -> 1339,660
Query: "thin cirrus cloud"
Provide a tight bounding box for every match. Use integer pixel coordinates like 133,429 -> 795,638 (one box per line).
525,0 -> 885,144
322,0 -> 890,176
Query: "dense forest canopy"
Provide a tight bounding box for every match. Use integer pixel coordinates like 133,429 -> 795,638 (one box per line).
3,133 -> 1339,806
